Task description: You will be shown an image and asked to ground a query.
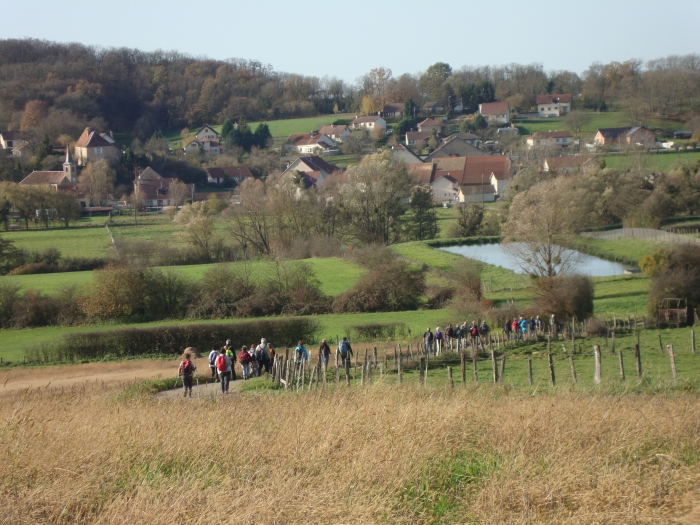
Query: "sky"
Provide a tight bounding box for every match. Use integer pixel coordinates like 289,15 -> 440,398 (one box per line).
3,0 -> 699,82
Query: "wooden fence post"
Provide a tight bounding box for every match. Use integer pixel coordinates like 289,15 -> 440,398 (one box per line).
499,355 -> 506,384
491,350 -> 499,384
398,349 -> 403,385
322,360 -> 327,389
419,357 -> 426,386
447,366 -> 454,389
394,348 -> 398,370
667,345 -> 677,380
618,349 -> 625,380
569,355 -> 577,384
548,353 -> 555,386
373,347 -> 378,368
611,331 -> 615,354
658,333 -> 664,353
360,360 -> 365,386
593,345 -> 602,385
527,358 -> 533,386
345,357 -> 351,386
634,343 -> 642,378
473,357 -> 478,383
424,355 -> 428,387
460,352 -> 466,385
692,330 -> 696,355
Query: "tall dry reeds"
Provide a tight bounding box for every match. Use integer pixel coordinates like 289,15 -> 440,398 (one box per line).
0,384 -> 698,524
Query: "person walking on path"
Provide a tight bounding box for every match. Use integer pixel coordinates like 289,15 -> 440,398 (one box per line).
338,337 -> 353,367
223,342 -> 237,381
295,341 -> 308,364
256,338 -> 272,375
423,328 -> 434,355
434,327 -> 444,355
216,348 -> 231,394
239,346 -> 253,380
208,347 -> 219,381
178,351 -> 197,398
319,339 -> 331,368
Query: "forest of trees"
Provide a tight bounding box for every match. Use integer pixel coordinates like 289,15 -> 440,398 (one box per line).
2,39 -> 700,144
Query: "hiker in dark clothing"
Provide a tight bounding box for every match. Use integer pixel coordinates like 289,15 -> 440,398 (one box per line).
319,339 -> 331,367
338,337 -> 353,367
424,328 -> 434,355
178,351 -> 197,397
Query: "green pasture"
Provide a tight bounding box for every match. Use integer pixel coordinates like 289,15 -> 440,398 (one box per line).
3,225 -> 114,259
574,236 -> 666,265
0,308 -> 453,363
0,257 -> 365,298
601,150 -> 700,172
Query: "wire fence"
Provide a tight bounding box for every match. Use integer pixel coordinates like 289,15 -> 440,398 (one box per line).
581,227 -> 700,243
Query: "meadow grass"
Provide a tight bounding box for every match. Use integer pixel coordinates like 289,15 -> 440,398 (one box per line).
574,236 -> 666,265
1,379 -> 698,523
601,150 -> 700,172
0,257 -> 365,298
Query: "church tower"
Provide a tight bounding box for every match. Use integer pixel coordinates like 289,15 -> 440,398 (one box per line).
63,148 -> 77,183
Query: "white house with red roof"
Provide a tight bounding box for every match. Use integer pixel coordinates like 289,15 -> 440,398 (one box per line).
205,166 -> 255,185
479,102 -> 510,125
431,174 -> 459,203
350,115 -> 386,131
285,132 -> 335,154
526,130 -> 575,149
319,125 -> 350,142
133,167 -> 194,210
283,156 -> 339,187
417,118 -> 442,133
194,124 -> 220,141
536,94 -> 572,117
183,138 -> 221,156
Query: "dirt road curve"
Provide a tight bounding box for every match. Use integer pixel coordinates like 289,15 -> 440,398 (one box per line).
0,358 -> 195,395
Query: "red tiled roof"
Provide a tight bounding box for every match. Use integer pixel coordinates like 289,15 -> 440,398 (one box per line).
205,166 -> 254,179
19,171 -> 72,185
287,133 -> 331,146
407,163 -> 436,185
536,94 -> 572,105
351,116 -> 382,124
290,156 -> 339,175
418,118 -> 441,128
75,127 -> 116,148
480,102 -> 509,115
136,178 -> 194,201
463,156 -> 512,182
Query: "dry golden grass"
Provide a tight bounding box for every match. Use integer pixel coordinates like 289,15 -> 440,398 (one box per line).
0,383 -> 698,524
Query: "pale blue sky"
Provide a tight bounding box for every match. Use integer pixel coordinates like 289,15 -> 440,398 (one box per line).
3,0 -> 699,81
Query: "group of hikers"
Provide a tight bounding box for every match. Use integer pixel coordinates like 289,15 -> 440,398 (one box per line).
177,336 -> 355,397
177,316 -> 558,397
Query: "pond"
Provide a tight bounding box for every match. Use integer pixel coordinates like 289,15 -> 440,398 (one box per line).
439,242 -> 634,277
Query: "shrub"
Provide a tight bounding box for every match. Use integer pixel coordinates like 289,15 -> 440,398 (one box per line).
647,244 -> 700,322
347,322 -> 407,342
333,259 -> 425,313
26,318 -> 320,363
531,275 -> 594,321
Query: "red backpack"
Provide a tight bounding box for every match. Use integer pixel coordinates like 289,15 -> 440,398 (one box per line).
179,359 -> 193,376
216,354 -> 227,372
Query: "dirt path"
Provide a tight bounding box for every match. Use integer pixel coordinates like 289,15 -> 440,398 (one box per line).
0,358 -> 190,395
155,376 -> 245,399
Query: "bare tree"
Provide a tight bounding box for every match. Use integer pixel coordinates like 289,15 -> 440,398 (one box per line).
173,201 -> 215,261
502,177 -> 596,277
168,179 -> 190,207
224,178 -> 273,256
564,110 -> 591,136
77,159 -> 116,206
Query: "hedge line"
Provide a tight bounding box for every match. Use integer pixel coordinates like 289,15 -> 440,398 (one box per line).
348,322 -> 407,342
26,318 -> 320,363
426,236 -> 500,248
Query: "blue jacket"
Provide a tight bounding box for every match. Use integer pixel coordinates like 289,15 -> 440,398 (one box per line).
295,345 -> 308,362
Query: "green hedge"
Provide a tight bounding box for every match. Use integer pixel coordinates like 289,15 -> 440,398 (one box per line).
348,322 -> 407,342
26,318 -> 320,363
426,236 -> 500,248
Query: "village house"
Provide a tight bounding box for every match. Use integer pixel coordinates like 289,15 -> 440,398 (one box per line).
417,118 -> 442,133
380,103 -> 404,118
405,130 -> 446,147
194,124 -> 220,141
431,175 -> 459,203
74,127 -> 122,166
205,166 -> 255,185
423,98 -> 464,114
390,144 -> 423,164
0,131 -> 29,150
134,167 -> 194,210
424,135 -> 486,161
285,132 -> 335,154
479,102 -> 510,125
526,130 -> 575,149
11,141 -> 33,160
283,156 -> 340,187
350,115 -> 387,131
536,94 -> 572,117
183,138 -> 221,156
318,125 -> 350,142
543,156 -> 598,173
593,126 -> 657,147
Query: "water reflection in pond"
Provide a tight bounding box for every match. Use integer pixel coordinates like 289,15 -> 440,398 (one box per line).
439,243 -> 634,277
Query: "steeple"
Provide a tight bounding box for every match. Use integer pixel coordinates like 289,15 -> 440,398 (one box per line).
63,147 -> 77,183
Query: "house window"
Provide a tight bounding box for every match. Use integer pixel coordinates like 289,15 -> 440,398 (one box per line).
95,147 -> 102,154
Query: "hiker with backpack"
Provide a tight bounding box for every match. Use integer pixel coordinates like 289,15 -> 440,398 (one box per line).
423,328 -> 434,355
216,347 -> 232,394
295,341 -> 308,364
239,346 -> 252,380
256,338 -> 272,375
319,339 -> 331,367
178,351 -> 197,398
208,347 -> 219,381
434,327 -> 444,355
337,337 -> 353,367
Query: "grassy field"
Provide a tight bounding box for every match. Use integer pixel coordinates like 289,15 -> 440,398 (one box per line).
574,236 -> 666,265
1,374 -> 698,523
601,150 -> 700,172
0,257 -> 365,298
513,111 -> 686,142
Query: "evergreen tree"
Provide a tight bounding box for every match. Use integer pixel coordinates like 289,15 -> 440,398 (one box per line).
406,186 -> 438,241
253,123 -> 272,149
221,119 -> 234,140
36,134 -> 53,162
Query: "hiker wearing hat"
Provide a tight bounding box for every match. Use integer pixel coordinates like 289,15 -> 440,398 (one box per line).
178,351 -> 197,397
